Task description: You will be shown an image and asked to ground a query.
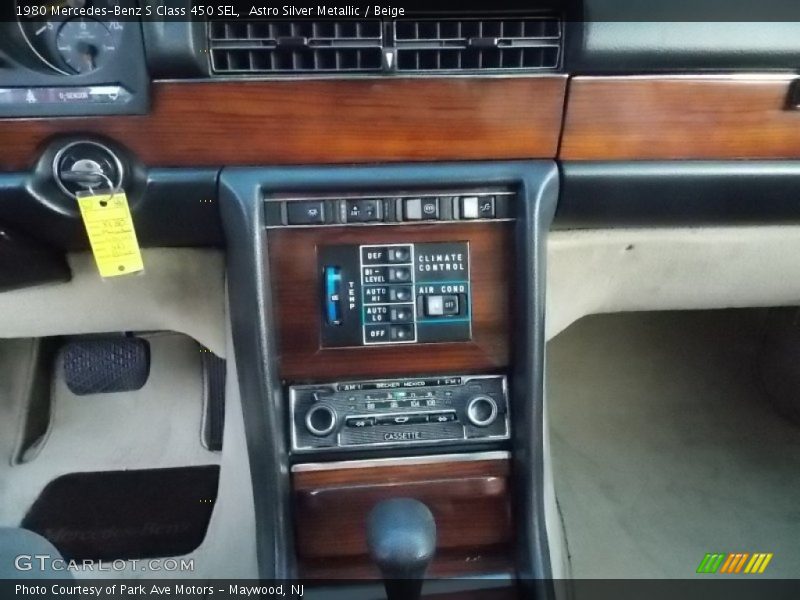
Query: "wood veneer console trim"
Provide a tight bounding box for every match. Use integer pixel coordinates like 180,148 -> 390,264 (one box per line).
560,75 -> 800,161
292,450 -> 511,472
292,455 -> 514,578
0,76 -> 567,171
294,456 -> 511,489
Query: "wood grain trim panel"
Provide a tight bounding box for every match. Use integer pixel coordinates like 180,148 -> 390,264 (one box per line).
0,77 -> 567,171
268,223 -> 513,381
292,457 -> 513,578
560,75 -> 800,161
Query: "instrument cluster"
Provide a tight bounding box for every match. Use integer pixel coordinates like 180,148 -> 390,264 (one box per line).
15,0 -> 130,74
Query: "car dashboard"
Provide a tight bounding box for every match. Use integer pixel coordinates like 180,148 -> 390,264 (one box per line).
2,1 -> 800,598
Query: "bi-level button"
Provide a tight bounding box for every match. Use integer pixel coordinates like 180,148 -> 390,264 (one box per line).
388,267 -> 412,282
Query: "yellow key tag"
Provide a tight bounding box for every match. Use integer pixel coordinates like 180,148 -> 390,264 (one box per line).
77,191 -> 144,278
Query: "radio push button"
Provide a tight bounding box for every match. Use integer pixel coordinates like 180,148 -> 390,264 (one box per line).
346,417 -> 375,428
430,412 -> 457,423
376,414 -> 429,425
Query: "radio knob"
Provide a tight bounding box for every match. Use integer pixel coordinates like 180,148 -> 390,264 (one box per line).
466,396 -> 498,427
305,404 -> 338,437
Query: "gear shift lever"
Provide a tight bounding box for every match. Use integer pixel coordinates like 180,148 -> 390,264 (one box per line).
366,498 -> 437,600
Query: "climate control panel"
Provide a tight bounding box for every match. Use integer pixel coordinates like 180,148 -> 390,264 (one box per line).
290,375 -> 509,453
320,241 -> 472,347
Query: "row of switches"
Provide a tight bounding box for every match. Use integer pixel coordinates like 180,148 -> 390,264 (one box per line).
272,194 -> 509,227
286,197 -> 498,225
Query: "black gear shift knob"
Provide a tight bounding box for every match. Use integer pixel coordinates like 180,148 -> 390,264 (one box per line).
366,498 -> 437,600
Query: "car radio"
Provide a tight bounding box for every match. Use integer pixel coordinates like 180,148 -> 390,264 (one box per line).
290,375 -> 509,453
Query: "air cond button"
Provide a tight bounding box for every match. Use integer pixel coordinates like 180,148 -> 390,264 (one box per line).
424,294 -> 460,317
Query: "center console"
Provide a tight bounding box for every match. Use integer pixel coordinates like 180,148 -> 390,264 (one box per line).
220,161 -> 557,596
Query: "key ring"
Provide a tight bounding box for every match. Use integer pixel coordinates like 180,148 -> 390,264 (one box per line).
86,171 -> 117,204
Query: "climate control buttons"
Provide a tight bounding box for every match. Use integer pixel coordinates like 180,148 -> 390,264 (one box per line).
319,242 -> 471,347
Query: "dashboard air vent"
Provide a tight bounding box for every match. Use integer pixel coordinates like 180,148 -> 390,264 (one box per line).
209,20 -> 383,74
394,19 -> 561,72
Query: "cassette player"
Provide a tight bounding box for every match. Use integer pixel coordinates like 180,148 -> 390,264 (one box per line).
289,375 -> 509,453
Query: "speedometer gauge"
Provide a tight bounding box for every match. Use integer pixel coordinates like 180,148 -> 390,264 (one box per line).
15,0 -> 124,74
56,18 -> 119,74
16,1 -> 65,74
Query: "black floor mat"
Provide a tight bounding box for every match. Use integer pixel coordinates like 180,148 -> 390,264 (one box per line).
21,466 -> 219,561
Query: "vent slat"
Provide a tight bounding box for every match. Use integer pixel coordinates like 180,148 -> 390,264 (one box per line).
394,18 -> 561,72
209,19 -> 383,74
209,17 -> 561,76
